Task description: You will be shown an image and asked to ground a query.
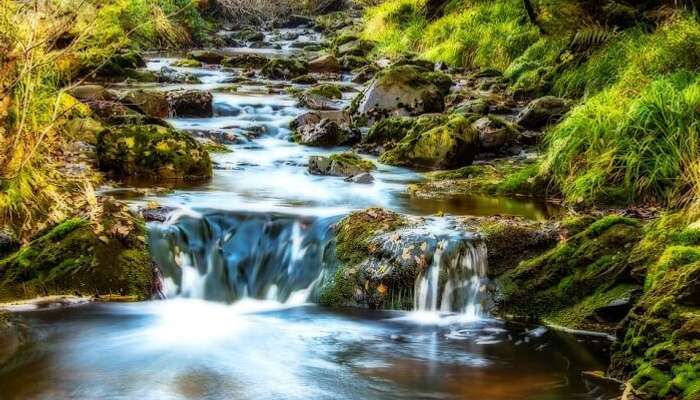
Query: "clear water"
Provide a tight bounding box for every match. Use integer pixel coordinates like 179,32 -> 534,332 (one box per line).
0,28 -> 615,400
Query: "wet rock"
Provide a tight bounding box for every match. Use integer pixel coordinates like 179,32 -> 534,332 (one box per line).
222,54 -> 269,69
360,116 -> 415,154
166,90 -> 213,118
156,67 -> 202,84
452,98 -> 490,115
391,56 -> 435,71
290,110 -> 350,131
261,58 -> 309,80
275,15 -> 314,28
235,29 -> 265,42
97,124 -> 212,180
345,172 -> 374,184
121,90 -> 169,119
124,69 -> 158,83
308,153 -> 375,177
187,50 -> 225,65
340,55 -> 369,71
354,65 -> 447,122
516,96 -> 571,129
68,85 -> 116,102
280,32 -> 300,41
298,84 -> 344,110
351,64 -> 379,84
86,100 -> 166,126
592,295 -> 636,323
218,32 -> 241,47
213,102 -> 241,117
309,54 -> 341,74
302,43 -> 323,52
472,116 -> 519,152
140,206 -> 177,223
294,118 -> 359,147
291,74 -> 318,85
379,114 -> 479,170
0,228 -> 19,258
172,59 -> 202,68
337,40 -> 373,58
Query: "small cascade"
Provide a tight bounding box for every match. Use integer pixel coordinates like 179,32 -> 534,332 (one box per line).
148,209 -> 340,303
412,228 -> 489,318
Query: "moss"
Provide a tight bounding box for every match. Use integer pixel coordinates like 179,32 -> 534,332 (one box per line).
363,116 -> 415,146
172,58 -> 202,68
335,208 -> 407,265
379,114 -> 478,170
319,267 -> 356,307
261,58 -> 309,80
96,124 -> 212,180
304,84 -> 343,99
328,152 -> 376,172
0,202 -> 154,301
546,284 -> 639,331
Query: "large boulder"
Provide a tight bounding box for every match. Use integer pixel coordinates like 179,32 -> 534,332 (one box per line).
298,84 -> 343,110
121,90 -> 169,118
516,96 -> 571,129
97,124 -> 212,180
166,90 -> 213,118
261,58 -> 309,80
471,116 -> 519,153
308,152 -> 375,177
294,118 -> 359,147
308,54 -> 341,74
379,114 -> 478,169
353,65 -> 449,122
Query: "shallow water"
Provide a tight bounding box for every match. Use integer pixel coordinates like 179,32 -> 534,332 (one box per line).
0,301 -> 619,400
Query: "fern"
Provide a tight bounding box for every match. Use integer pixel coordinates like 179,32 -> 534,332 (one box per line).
569,26 -> 619,53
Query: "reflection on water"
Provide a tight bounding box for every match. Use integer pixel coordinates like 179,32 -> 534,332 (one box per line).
0,301 -> 618,400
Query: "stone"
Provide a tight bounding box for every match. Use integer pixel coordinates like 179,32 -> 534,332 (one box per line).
345,172 -> 374,184
337,40 -> 374,58
166,90 -> 213,118
290,110 -> 350,131
472,116 -> 518,152
261,58 -> 309,80
235,29 -> 265,42
187,50 -> 225,64
141,206 -> 177,223
275,15 -> 314,28
291,74 -> 318,85
354,65 -> 446,122
221,54 -> 269,69
121,90 -> 169,119
592,296 -> 635,323
309,54 -> 341,74
308,153 -> 375,177
0,228 -> 19,258
351,64 -> 379,84
295,119 -> 359,147
156,67 -> 202,84
97,124 -> 212,180
68,85 -> 115,102
516,96 -> 571,129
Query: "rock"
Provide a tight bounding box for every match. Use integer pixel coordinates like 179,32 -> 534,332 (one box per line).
121,90 -> 169,119
91,51 -> 145,77
308,153 -> 375,177
218,32 -> 240,47
275,15 -> 314,28
391,56 -> 435,71
156,67 -> 202,84
351,64 -> 379,84
677,266 -> 700,306
140,206 -> 177,223
221,54 -> 269,69
280,32 -> 300,41
516,96 -> 571,129
379,115 -> 479,169
261,58 -> 309,80
235,29 -> 265,42
0,199 -> 157,301
354,65 -> 447,122
0,228 -> 19,258
340,55 -> 369,71
591,295 -> 635,323
452,98 -> 490,115
187,50 -> 225,64
294,118 -> 358,147
471,116 -> 519,152
290,110 -> 350,131
298,84 -> 344,110
308,54 -> 341,74
85,100 -> 165,126
360,116 -> 415,153
345,172 -> 374,184
291,74 -> 318,85
97,124 -> 212,180
166,90 -> 213,118
337,40 -> 374,58
68,85 -> 115,102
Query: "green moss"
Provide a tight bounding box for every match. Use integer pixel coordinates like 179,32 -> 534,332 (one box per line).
328,152 -> 376,172
363,116 -> 415,146
645,246 -> 700,291
335,208 -> 407,265
305,84 -> 343,100
96,124 -> 212,180
546,284 -> 638,330
319,267 -> 356,307
261,58 -> 309,80
173,58 -> 202,68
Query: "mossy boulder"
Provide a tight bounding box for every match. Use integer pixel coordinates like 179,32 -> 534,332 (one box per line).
516,96 -> 571,129
378,114 -> 479,170
354,65 -> 449,122
0,200 -> 155,301
172,59 -> 202,68
308,54 -> 341,74
96,124 -> 212,180
121,90 -> 170,119
298,84 -> 344,110
361,116 -> 415,152
166,90 -> 213,118
308,152 -> 375,177
336,39 -> 374,58
261,58 -> 309,80
187,50 -> 225,64
471,116 -> 520,153
496,215 -> 643,332
293,118 -> 359,147
221,54 -> 269,69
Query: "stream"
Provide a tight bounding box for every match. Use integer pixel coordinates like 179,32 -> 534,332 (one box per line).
0,26 -> 619,400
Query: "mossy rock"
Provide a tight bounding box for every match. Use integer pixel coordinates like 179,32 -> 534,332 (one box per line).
261,58 -> 309,80
379,114 -> 479,170
308,152 -> 375,177
97,124 -> 212,181
221,54 -> 269,69
173,59 -> 203,68
496,215 -> 643,331
0,201 -> 155,301
362,116 -> 416,148
305,84 -> 343,100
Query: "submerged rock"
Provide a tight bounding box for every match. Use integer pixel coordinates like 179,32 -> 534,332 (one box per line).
345,172 -> 374,184
166,90 -> 213,118
516,96 -> 571,129
308,152 -> 375,177
379,114 -> 479,170
97,124 -> 212,180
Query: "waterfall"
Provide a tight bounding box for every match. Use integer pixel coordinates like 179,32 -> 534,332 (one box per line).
148,209 -> 340,303
412,231 -> 488,318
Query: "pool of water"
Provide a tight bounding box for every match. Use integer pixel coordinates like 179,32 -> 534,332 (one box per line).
0,301 -> 618,400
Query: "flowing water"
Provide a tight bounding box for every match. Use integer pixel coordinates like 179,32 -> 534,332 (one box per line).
0,27 -> 619,400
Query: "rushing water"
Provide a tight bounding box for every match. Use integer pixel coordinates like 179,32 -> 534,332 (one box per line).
0,26 -> 619,399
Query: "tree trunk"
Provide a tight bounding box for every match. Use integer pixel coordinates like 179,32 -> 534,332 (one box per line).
522,0 -> 545,34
